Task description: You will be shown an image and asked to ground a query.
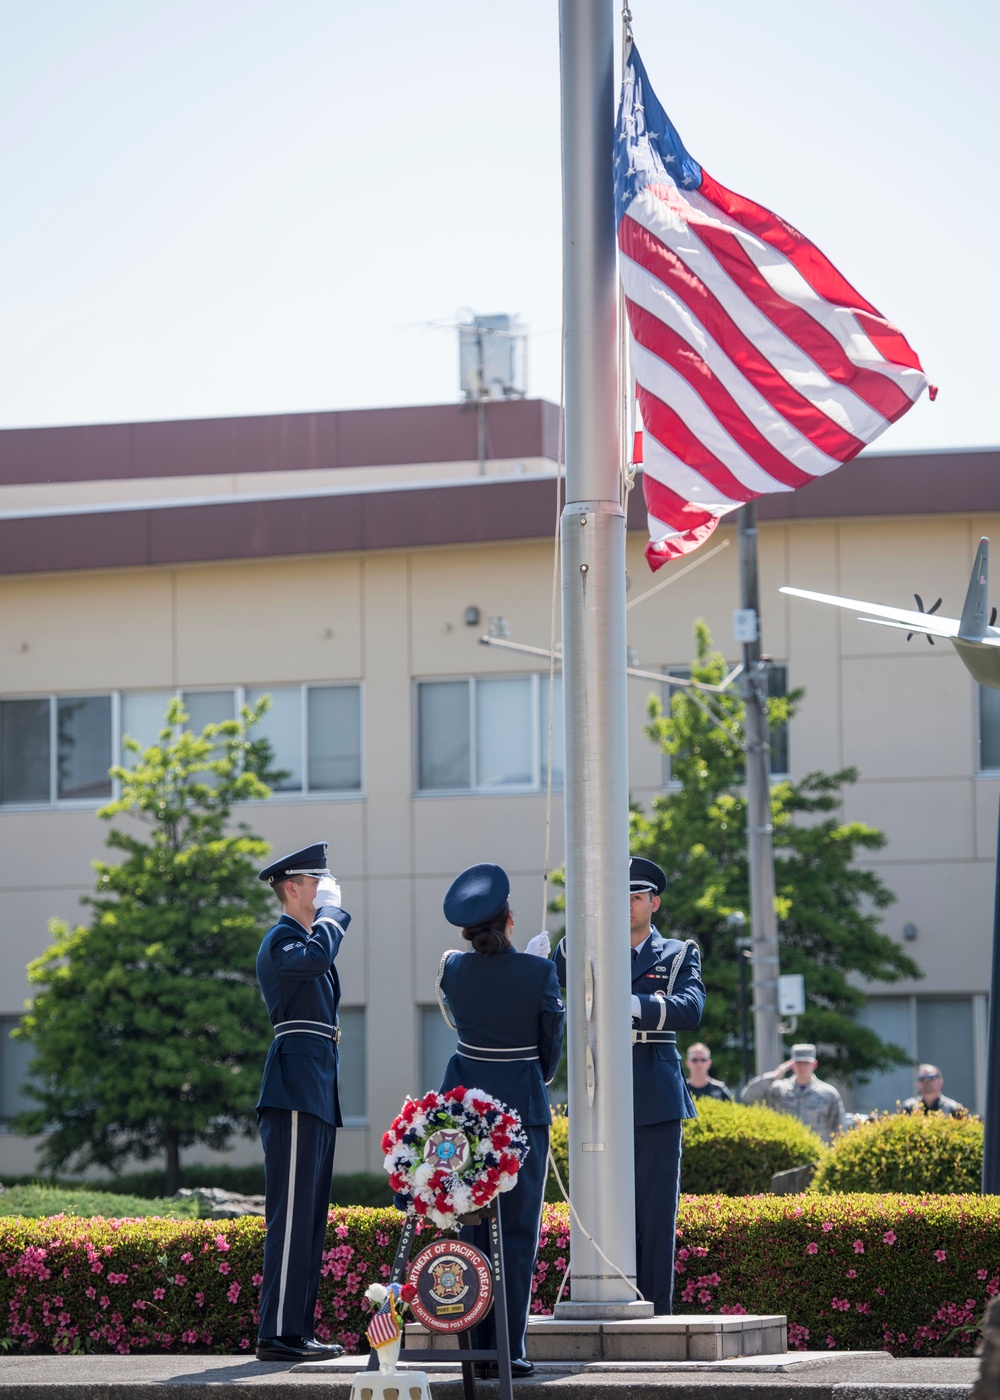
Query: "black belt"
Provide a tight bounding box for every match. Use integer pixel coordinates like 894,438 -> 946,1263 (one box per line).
631,1030 -> 677,1045
457,1040 -> 539,1063
274,1019 -> 341,1043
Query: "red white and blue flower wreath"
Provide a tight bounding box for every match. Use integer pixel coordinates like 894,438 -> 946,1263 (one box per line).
382,1087 -> 529,1231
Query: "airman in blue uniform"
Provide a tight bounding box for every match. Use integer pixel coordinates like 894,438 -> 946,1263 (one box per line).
254,842 -> 350,1364
436,863 -> 565,1378
554,856 -> 704,1314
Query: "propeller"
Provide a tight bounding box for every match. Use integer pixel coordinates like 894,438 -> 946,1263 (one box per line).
906,593 -> 942,644
991,606 -> 998,628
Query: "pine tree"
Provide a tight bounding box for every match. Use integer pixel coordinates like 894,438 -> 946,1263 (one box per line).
630,622 -> 921,1091
14,698 -> 279,1192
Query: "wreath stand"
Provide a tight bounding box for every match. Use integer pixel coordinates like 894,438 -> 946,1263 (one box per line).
365,1197 -> 514,1400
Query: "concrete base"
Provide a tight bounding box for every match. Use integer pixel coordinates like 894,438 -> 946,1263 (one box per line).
405,1312 -> 787,1362
552,1300 -> 653,1321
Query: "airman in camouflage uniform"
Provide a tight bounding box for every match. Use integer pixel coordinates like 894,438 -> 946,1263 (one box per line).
740,1042 -> 844,1144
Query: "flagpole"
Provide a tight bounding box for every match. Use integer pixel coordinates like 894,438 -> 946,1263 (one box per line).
737,504 -> 784,1075
556,0 -> 646,1315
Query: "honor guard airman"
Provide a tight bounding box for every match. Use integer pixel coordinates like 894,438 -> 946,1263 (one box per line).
254,842 -> 350,1363
436,864 -> 565,1377
554,856 -> 705,1314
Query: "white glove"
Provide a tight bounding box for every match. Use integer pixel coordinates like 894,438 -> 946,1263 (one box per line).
314,874 -> 342,910
525,930 -> 551,959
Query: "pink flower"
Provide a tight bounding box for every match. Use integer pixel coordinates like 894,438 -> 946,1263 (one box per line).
934,1249 -> 946,1262
227,1282 -> 241,1303
218,1262 -> 231,1275
173,1275 -> 187,1286
882,1230 -> 897,1246
822,1221 -> 833,1233
214,1236 -> 230,1251
181,1330 -> 197,1345
239,1339 -> 250,1349
252,1273 -> 263,1287
806,1242 -> 819,1255
153,1288 -> 165,1300
846,1269 -> 856,1279
852,1240 -> 864,1254
978,1270 -> 989,1281
85,1287 -> 96,1299
336,1225 -> 349,1239
180,1252 -> 193,1264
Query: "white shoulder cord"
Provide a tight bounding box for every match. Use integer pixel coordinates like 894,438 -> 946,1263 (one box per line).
435,950 -> 460,1031
667,939 -> 700,997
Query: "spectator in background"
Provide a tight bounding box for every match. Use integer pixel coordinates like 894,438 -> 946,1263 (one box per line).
903,1064 -> 965,1116
741,1043 -> 844,1144
685,1042 -> 734,1101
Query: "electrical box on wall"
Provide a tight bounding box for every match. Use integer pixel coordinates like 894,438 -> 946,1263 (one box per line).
778,973 -> 805,1016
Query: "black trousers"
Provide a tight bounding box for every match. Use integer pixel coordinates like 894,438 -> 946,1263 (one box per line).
258,1107 -> 337,1340
634,1118 -> 682,1314
466,1122 -> 549,1362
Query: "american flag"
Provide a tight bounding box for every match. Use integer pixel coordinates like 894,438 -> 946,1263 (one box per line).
615,45 -> 931,569
366,1293 -> 401,1350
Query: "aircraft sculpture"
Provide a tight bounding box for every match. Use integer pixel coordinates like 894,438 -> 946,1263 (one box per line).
781,537 -> 1000,690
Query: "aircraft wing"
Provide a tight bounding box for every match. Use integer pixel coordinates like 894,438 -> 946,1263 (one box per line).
780,586 -> 960,639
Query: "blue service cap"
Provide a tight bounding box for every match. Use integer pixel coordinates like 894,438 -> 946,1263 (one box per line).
443,863 -> 511,928
629,857 -> 667,895
258,841 -> 330,884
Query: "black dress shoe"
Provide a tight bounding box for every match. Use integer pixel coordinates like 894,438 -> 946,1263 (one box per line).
302,1338 -> 345,1359
474,1359 -> 535,1379
256,1336 -> 343,1362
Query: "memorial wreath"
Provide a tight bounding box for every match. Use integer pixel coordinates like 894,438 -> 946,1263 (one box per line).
382,1086 -> 528,1230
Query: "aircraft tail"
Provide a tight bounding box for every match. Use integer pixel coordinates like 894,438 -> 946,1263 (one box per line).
958,538 -> 989,640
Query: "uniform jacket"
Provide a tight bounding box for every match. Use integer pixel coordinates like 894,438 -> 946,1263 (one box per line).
255,899 -> 350,1128
554,930 -> 705,1126
741,1072 -> 844,1144
437,948 -> 565,1127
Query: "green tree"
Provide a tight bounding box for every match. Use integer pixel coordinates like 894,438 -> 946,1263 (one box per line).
630,622 -> 920,1090
14,698 -> 279,1193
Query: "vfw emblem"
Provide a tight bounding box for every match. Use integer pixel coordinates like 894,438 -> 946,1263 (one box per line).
429,1256 -> 469,1304
423,1129 -> 471,1173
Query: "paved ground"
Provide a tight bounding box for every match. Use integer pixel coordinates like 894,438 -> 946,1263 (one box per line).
0,1352 -> 979,1399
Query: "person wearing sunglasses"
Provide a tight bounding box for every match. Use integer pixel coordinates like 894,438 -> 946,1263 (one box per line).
902,1064 -> 965,1116
684,1042 -> 733,1101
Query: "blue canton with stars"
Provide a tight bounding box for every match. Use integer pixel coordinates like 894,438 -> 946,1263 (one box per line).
614,44 -> 702,230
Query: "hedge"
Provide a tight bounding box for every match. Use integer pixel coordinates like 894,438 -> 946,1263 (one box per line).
680,1098 -> 825,1194
547,1100 -> 825,1199
812,1111 -> 983,1195
2,1197 -> 996,1358
0,1185 -> 198,1221
0,1169 -> 392,1209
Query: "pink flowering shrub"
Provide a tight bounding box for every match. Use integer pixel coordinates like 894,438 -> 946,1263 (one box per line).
672,1193 -> 999,1357
1,1197 -> 997,1357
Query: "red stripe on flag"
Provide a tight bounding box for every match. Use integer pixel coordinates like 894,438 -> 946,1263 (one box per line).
667,201 -> 915,423
697,170 -> 925,374
645,515 -> 721,570
636,385 -> 755,504
619,214 -> 866,461
642,469 -> 719,536
627,298 -> 815,490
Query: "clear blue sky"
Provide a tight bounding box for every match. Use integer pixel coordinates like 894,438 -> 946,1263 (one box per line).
1,0 -> 996,450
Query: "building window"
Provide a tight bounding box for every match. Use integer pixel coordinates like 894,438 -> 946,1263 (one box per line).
416,675 -> 563,793
0,683 -> 363,807
419,1004 -> 457,1096
979,685 -> 1000,771
0,1017 -> 35,1123
337,1007 -> 367,1123
0,695 -> 113,806
661,664 -> 789,786
853,994 -> 983,1116
123,685 -> 362,797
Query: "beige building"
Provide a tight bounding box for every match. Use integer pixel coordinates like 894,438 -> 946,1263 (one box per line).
0,401 -> 996,1176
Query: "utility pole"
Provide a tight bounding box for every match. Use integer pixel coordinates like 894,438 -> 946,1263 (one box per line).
556,0 -> 647,1317
737,504 -> 784,1076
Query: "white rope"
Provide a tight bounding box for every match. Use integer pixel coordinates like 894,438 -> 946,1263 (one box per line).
547,1145 -> 645,1308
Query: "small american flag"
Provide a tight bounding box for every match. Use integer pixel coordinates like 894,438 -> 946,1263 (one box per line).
615,45 -> 931,569
366,1293 -> 401,1350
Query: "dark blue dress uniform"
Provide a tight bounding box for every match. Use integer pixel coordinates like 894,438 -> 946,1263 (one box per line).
255,844 -> 350,1350
554,857 -> 705,1314
436,864 -> 565,1366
